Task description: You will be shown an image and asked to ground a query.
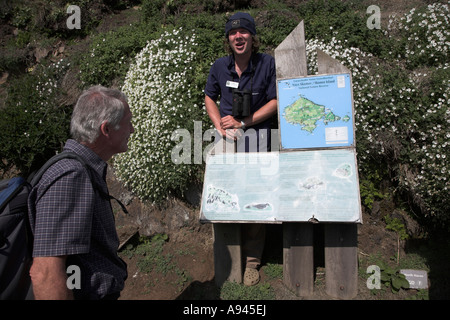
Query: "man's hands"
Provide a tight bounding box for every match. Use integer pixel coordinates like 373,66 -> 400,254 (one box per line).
219,115 -> 244,140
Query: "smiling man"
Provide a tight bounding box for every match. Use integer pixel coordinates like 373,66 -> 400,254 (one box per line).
28,86 -> 133,299
205,12 -> 277,149
204,12 -> 277,286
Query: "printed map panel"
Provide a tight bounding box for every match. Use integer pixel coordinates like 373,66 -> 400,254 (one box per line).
200,149 -> 362,223
278,73 -> 355,149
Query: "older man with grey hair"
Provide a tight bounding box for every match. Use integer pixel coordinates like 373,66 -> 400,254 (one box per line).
28,85 -> 134,300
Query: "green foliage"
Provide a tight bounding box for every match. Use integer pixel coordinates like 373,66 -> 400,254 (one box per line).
79,22 -> 157,87
175,12 -> 226,98
220,281 -> 275,300
120,233 -> 192,289
378,261 -> 410,293
387,3 -> 450,68
297,0 -> 389,57
257,9 -> 299,50
122,234 -> 169,273
5,1 -> 101,39
0,60 -> 72,175
364,253 -> 418,296
385,215 -> 409,241
141,0 -> 165,24
359,168 -> 389,209
10,5 -> 32,29
263,263 -> 283,280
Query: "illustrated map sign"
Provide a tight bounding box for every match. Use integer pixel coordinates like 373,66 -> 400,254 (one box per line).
200,149 -> 362,223
278,73 -> 355,150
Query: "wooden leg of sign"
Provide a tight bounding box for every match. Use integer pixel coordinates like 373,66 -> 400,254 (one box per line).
213,223 -> 242,286
324,224 -> 358,299
283,223 -> 314,296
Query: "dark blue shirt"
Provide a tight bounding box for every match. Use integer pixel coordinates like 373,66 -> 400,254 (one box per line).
205,53 -> 277,130
28,139 -> 127,299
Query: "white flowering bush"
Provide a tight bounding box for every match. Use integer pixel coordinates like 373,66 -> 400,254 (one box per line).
386,2 -> 449,68
114,27 -> 208,202
306,2 -> 449,225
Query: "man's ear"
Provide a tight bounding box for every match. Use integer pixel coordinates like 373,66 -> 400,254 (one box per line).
100,121 -> 110,137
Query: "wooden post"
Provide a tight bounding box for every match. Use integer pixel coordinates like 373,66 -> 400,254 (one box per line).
324,224 -> 358,299
283,223 -> 314,296
317,50 -> 359,299
212,134 -> 242,286
275,20 -> 315,297
213,223 -> 242,286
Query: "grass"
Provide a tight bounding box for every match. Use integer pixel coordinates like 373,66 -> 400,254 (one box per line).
220,281 -> 276,300
120,234 -> 193,292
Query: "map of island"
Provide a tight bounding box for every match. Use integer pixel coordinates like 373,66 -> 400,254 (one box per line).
244,202 -> 273,212
278,73 -> 355,149
205,185 -> 239,213
283,96 -> 344,133
200,150 -> 362,223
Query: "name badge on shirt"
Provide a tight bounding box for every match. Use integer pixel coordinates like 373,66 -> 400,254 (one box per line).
226,80 -> 239,89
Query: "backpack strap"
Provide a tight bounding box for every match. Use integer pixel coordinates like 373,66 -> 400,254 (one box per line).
0,177 -> 27,213
28,152 -> 128,214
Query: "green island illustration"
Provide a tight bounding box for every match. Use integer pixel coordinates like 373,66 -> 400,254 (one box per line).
283,96 -> 350,133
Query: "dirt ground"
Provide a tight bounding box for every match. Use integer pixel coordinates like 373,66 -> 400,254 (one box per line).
108,165 -> 425,301
114,203 -> 426,301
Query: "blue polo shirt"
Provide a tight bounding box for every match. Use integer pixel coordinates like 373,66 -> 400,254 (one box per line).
205,53 -> 277,131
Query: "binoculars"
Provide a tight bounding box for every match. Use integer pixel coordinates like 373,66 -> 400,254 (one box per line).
232,89 -> 252,118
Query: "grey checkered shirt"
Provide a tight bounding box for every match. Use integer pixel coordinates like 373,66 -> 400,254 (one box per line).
28,139 -> 127,299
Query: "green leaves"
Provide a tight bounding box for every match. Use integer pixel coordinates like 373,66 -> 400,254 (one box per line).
0,60 -> 71,175
380,264 -> 410,293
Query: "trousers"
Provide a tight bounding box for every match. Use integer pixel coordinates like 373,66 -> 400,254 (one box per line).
242,223 -> 266,269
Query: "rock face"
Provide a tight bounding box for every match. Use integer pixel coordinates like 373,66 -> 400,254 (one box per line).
107,167 -> 201,242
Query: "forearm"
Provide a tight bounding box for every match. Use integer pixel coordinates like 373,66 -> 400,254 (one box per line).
205,95 -> 225,135
243,98 -> 277,128
222,98 -> 278,129
30,256 -> 74,300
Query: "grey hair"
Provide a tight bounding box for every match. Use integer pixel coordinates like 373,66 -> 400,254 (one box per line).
70,85 -> 128,144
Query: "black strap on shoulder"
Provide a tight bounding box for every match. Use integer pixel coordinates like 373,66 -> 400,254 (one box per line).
28,152 -> 128,214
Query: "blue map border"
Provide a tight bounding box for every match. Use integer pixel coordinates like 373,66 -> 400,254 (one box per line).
277,73 -> 355,150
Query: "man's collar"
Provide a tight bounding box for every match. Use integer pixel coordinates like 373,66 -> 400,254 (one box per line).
227,53 -> 257,73
64,139 -> 108,180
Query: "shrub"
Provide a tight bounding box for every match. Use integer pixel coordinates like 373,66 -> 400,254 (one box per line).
305,2 -> 449,228
113,27 -> 209,202
0,59 -> 72,176
79,22 -> 157,87
386,3 -> 450,68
